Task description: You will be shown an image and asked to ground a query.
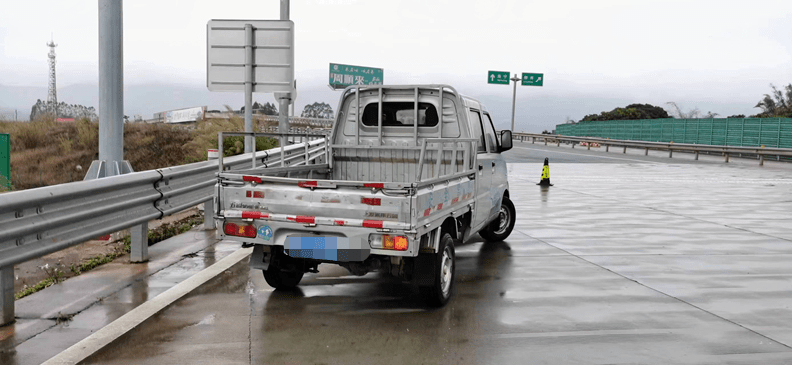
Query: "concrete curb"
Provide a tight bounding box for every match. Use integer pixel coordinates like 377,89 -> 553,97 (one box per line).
42,247 -> 253,365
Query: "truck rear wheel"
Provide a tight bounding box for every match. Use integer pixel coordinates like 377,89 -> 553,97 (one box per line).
479,196 -> 516,242
420,233 -> 456,307
262,265 -> 304,290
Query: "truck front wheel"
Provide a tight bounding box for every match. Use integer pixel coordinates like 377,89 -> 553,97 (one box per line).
479,196 -> 516,242
420,233 -> 456,307
262,265 -> 304,290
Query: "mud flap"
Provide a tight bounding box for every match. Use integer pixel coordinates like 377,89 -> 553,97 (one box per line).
414,238 -> 461,287
413,252 -> 436,287
249,244 -> 271,271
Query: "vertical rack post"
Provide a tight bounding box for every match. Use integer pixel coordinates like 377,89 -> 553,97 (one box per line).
355,86 -> 360,145
218,132 -> 224,174
413,87 -> 419,145
377,88 -> 383,146
438,87 -> 444,138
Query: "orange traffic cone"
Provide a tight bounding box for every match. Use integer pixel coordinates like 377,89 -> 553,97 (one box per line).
537,158 -> 553,186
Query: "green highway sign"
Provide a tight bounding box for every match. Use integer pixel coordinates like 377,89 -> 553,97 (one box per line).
329,63 -> 383,90
521,73 -> 544,86
487,71 -> 510,85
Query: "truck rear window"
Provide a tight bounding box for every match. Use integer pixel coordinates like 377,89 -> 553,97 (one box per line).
362,102 -> 439,127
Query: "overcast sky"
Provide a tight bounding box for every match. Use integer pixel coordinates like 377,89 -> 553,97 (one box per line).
1,0 -> 791,131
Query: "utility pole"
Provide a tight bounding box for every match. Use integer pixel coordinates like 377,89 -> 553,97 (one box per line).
510,74 -> 520,131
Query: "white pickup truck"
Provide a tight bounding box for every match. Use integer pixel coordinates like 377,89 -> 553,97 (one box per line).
215,84 -> 514,306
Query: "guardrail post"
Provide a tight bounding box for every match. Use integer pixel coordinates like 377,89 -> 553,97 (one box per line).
587,143 -> 591,150
606,145 -> 609,152
760,154 -> 764,166
725,153 -> 730,163
531,137 -> 534,144
645,148 -> 649,156
1,266 -> 13,325
668,149 -> 673,158
204,199 -> 215,230
130,222 -> 149,263
556,140 -> 560,147
623,146 -> 627,154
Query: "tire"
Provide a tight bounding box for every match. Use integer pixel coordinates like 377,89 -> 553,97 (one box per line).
479,196 -> 516,242
420,233 -> 456,307
262,264 -> 304,290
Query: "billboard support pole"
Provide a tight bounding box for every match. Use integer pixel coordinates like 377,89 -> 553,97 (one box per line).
278,0 -> 291,149
244,24 -> 254,153
98,0 -> 124,176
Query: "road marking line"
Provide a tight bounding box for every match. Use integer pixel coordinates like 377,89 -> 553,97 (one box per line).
42,247 -> 253,365
513,146 -> 664,164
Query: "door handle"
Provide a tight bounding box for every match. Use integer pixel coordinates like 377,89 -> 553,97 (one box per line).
491,162 -> 496,167
478,164 -> 483,171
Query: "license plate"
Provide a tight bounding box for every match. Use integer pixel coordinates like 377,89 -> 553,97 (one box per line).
285,236 -> 368,262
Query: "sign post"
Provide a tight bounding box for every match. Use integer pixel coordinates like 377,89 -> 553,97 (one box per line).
510,74 -> 521,131
207,19 -> 295,152
329,63 -> 383,90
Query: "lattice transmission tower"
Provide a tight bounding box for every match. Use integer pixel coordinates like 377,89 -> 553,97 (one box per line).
47,37 -> 58,117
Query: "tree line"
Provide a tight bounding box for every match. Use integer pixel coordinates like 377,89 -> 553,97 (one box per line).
565,83 -> 792,125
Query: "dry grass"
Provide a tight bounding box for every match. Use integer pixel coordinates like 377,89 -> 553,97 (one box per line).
0,115 -> 279,191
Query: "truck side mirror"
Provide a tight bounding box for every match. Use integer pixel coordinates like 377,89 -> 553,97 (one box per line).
499,130 -> 513,152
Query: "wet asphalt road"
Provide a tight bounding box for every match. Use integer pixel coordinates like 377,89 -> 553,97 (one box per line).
78,144 -> 792,364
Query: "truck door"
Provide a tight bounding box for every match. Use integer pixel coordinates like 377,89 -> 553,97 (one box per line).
482,112 -> 506,218
469,109 -> 494,231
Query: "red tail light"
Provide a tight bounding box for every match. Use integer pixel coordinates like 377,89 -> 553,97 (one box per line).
223,222 -> 257,238
361,197 -> 381,206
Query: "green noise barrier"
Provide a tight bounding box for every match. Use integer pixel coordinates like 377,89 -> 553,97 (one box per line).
555,118 -> 792,149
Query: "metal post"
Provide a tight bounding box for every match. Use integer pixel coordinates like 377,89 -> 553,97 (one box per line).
510,74 -> 519,131
438,87 -> 444,138
277,0 -> 291,150
204,200 -> 215,230
98,0 -> 124,176
760,154 -> 764,166
280,0 -> 290,19
130,221 -> 149,262
669,149 -> 673,158
695,151 -> 699,160
725,153 -> 730,163
606,145 -> 609,152
623,146 -> 627,154
1,265 -> 13,325
377,88 -> 383,146
413,87 -> 418,144
244,24 -> 254,153
645,148 -> 648,156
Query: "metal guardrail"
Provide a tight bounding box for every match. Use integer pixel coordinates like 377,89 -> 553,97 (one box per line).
0,140 -> 325,325
513,133 -> 792,165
